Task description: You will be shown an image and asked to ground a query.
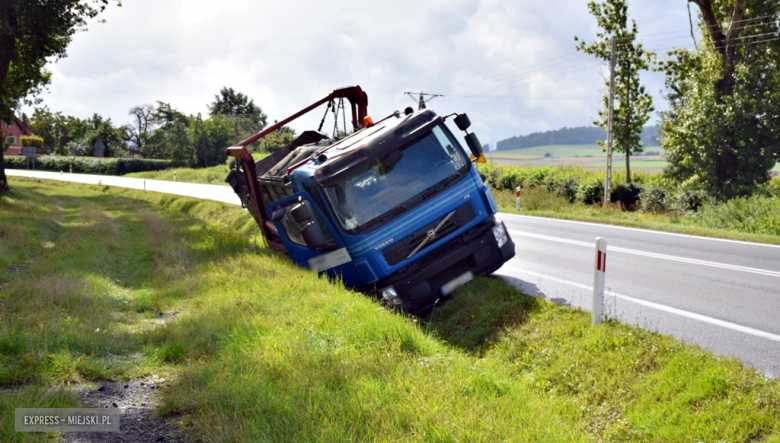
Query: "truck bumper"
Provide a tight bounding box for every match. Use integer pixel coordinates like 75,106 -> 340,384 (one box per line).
372,217 -> 515,315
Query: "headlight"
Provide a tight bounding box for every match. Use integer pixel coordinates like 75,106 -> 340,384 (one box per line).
492,222 -> 508,248
380,286 -> 402,306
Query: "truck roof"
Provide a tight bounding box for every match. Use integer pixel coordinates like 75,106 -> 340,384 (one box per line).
260,109 -> 442,187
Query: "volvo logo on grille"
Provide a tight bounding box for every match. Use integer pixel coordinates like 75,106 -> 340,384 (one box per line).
407,210 -> 457,260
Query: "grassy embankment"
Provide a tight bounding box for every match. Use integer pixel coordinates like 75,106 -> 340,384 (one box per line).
2,177 -> 780,442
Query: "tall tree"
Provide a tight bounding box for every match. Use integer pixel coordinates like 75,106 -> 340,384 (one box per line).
661,0 -> 780,198
149,102 -> 195,166
0,0 -> 116,194
208,87 -> 267,146
575,0 -> 655,183
124,104 -> 156,156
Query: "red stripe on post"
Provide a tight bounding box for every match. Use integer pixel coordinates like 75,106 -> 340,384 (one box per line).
603,253 -> 607,272
516,191 -> 521,197
597,251 -> 602,272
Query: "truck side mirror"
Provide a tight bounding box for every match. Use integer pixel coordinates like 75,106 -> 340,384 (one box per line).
454,114 -> 471,131
464,132 -> 483,158
301,223 -> 328,250
290,203 -> 312,223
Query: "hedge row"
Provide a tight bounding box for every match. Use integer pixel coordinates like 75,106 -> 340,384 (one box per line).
475,163 -> 710,212
4,155 -> 171,175
476,163 -> 780,216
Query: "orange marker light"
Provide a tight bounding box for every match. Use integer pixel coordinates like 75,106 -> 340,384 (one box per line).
363,116 -> 374,127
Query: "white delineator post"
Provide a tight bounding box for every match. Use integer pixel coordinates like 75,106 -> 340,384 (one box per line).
516,185 -> 521,211
592,237 -> 607,324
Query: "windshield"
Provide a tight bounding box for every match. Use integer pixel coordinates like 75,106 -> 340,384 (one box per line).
323,124 -> 469,232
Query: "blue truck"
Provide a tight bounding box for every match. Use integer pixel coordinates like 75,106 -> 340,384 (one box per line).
226,86 -> 515,314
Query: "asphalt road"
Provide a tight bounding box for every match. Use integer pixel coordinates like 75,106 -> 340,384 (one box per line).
9,170 -> 780,376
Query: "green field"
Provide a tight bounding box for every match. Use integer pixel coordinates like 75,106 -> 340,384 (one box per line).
583,159 -> 671,169
3,177 -> 780,442
488,144 -> 666,159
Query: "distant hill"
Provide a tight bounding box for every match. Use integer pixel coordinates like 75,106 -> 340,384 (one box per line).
496,125 -> 660,151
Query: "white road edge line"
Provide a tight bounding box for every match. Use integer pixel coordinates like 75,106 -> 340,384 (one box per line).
509,230 -> 780,278
501,212 -> 780,249
501,264 -> 780,343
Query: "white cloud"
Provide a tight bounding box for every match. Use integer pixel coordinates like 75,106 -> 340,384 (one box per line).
25,0 -> 687,143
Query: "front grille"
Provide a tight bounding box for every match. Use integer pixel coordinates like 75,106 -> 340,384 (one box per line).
382,203 -> 476,266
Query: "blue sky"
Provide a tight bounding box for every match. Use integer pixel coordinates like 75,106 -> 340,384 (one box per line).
28,0 -> 696,147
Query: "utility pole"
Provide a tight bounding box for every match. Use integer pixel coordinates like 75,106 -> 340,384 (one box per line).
404,92 -> 443,111
603,36 -> 617,206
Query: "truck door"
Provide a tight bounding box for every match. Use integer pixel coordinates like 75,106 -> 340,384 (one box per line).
268,192 -> 352,276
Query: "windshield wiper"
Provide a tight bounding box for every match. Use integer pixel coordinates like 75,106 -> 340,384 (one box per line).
421,171 -> 462,200
372,203 -> 409,225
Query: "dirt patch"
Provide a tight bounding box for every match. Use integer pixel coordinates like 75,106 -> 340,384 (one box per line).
61,376 -> 187,443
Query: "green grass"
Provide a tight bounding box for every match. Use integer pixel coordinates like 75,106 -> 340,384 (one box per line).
583,159 -> 670,169
126,153 -> 268,185
2,177 -> 780,442
125,163 -> 232,185
489,144 -> 666,160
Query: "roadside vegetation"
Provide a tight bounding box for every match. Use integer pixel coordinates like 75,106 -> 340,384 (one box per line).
2,177 -> 779,442
479,163 -> 780,244
126,153 -> 267,185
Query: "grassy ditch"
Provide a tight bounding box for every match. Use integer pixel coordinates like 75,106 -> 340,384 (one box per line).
2,177 -> 779,442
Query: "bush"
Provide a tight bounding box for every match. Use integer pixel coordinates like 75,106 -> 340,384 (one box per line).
670,189 -> 709,213
4,155 -> 171,175
20,136 -> 44,149
692,195 -> 780,236
577,180 -> 604,205
762,178 -> 780,198
499,171 -> 519,191
556,178 -> 579,203
640,186 -> 669,214
611,182 -> 643,210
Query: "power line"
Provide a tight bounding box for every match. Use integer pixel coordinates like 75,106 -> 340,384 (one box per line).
438,58 -> 597,97
438,61 -> 603,98
435,52 -> 584,94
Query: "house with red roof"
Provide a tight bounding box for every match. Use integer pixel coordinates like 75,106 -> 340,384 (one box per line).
1,114 -> 35,156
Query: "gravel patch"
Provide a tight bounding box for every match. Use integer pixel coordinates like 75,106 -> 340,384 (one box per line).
61,376 -> 186,443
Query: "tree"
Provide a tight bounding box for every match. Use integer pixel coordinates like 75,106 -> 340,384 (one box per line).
259,123 -> 296,153
84,113 -> 123,157
28,107 -> 92,155
208,87 -> 267,147
660,0 -> 780,199
0,0 -> 116,193
191,114 -> 236,167
124,104 -> 156,156
148,102 -> 195,166
575,0 -> 655,183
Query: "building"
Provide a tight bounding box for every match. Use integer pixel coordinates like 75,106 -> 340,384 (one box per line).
1,114 -> 35,156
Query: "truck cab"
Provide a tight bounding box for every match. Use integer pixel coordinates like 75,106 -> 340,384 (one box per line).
227,86 -> 514,314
